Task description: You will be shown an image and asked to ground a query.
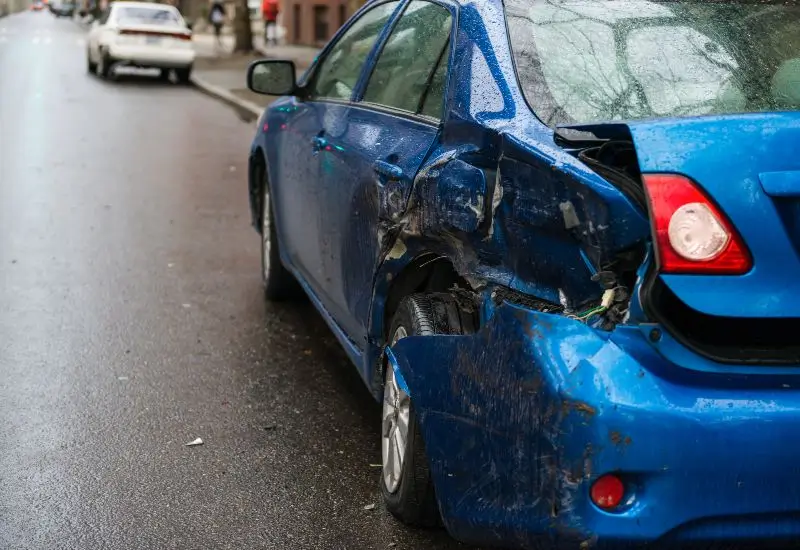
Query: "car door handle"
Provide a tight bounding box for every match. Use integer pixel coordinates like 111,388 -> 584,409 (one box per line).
373,160 -> 404,180
311,136 -> 328,152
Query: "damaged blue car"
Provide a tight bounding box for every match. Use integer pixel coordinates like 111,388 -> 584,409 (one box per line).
245,0 -> 800,547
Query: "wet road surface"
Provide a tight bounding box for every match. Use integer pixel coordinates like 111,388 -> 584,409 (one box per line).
0,12 -> 475,550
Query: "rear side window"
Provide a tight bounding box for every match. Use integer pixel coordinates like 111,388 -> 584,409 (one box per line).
362,0 -> 452,119
308,1 -> 400,101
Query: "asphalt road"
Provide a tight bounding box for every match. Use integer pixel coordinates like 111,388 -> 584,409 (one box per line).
0,12 -> 475,550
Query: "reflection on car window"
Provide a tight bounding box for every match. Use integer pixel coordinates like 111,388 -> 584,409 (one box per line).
505,0 -> 800,126
420,43 -> 450,119
309,1 -> 400,101
116,6 -> 180,25
363,0 -> 451,118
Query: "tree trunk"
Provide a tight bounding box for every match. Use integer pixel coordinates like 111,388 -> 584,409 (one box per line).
233,0 -> 253,53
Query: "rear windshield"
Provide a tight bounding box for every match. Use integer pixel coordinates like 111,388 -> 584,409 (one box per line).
505,0 -> 800,127
116,6 -> 181,25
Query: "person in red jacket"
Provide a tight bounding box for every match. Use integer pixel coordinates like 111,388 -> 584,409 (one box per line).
261,0 -> 279,46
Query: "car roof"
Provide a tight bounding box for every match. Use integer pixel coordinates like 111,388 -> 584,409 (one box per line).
365,0 -> 498,8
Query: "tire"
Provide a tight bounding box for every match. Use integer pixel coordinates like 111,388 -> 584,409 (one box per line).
260,169 -> 303,301
175,66 -> 192,84
96,49 -> 111,79
381,293 -> 475,527
158,68 -> 171,81
86,50 -> 96,74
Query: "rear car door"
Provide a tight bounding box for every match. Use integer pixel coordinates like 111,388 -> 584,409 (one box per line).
313,0 -> 454,346
270,1 -> 400,301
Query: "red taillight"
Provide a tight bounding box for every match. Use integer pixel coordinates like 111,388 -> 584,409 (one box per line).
590,474 -> 625,510
642,174 -> 752,275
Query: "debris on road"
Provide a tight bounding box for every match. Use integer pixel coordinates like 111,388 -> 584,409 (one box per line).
363,503 -> 376,511
185,437 -> 204,447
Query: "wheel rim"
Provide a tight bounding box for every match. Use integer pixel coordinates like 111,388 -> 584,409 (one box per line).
261,186 -> 270,281
382,325 -> 410,494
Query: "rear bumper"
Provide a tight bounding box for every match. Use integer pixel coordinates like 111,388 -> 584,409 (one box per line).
107,44 -> 194,69
388,300 -> 800,548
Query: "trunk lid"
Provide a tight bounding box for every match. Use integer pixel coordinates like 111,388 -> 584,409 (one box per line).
629,112 -> 800,319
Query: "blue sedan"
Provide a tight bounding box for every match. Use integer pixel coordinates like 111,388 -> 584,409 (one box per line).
245,0 -> 800,547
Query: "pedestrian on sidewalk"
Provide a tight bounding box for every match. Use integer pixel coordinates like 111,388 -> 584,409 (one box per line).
261,0 -> 279,46
208,0 -> 225,50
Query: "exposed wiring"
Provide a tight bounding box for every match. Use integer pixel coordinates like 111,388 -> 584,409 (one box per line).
570,288 -> 618,321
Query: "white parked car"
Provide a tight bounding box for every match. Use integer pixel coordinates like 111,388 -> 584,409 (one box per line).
86,1 -> 195,82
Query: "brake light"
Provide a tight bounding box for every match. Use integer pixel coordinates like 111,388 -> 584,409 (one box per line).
642,174 -> 751,275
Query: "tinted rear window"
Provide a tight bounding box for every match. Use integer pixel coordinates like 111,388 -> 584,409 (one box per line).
116,6 -> 181,24
505,0 -> 800,126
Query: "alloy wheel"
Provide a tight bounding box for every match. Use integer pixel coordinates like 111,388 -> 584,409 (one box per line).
382,326 -> 411,494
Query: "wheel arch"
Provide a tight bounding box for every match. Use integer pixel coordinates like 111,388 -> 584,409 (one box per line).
366,245 -> 479,397
379,252 -> 469,340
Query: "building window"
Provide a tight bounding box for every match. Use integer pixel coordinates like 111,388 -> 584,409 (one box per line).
313,5 -> 330,43
293,3 -> 301,43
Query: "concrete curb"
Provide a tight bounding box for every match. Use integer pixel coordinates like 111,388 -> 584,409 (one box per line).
190,73 -> 264,120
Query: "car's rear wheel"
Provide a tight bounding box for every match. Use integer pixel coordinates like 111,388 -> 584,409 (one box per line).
260,170 -> 303,301
175,66 -> 192,85
158,69 -> 171,81
96,49 -> 111,79
86,50 -> 96,74
381,293 -> 475,527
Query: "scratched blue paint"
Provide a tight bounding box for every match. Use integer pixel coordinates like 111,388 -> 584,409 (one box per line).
245,0 -> 800,547
384,346 -> 410,395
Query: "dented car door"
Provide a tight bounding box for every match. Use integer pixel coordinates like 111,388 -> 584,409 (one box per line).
315,0 -> 454,344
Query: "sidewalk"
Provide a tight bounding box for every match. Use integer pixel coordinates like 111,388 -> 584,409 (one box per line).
191,32 -> 318,116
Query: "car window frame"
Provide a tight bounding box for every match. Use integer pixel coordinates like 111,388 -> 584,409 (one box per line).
298,0 -> 406,104
354,0 -> 457,126
115,5 -> 183,26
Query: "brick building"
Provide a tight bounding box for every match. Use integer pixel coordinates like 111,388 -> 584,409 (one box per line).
281,0 -> 362,47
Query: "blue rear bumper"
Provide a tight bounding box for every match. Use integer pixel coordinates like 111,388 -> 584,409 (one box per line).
388,301 -> 800,548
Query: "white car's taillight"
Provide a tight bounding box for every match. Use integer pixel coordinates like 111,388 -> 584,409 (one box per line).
667,202 -> 730,261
